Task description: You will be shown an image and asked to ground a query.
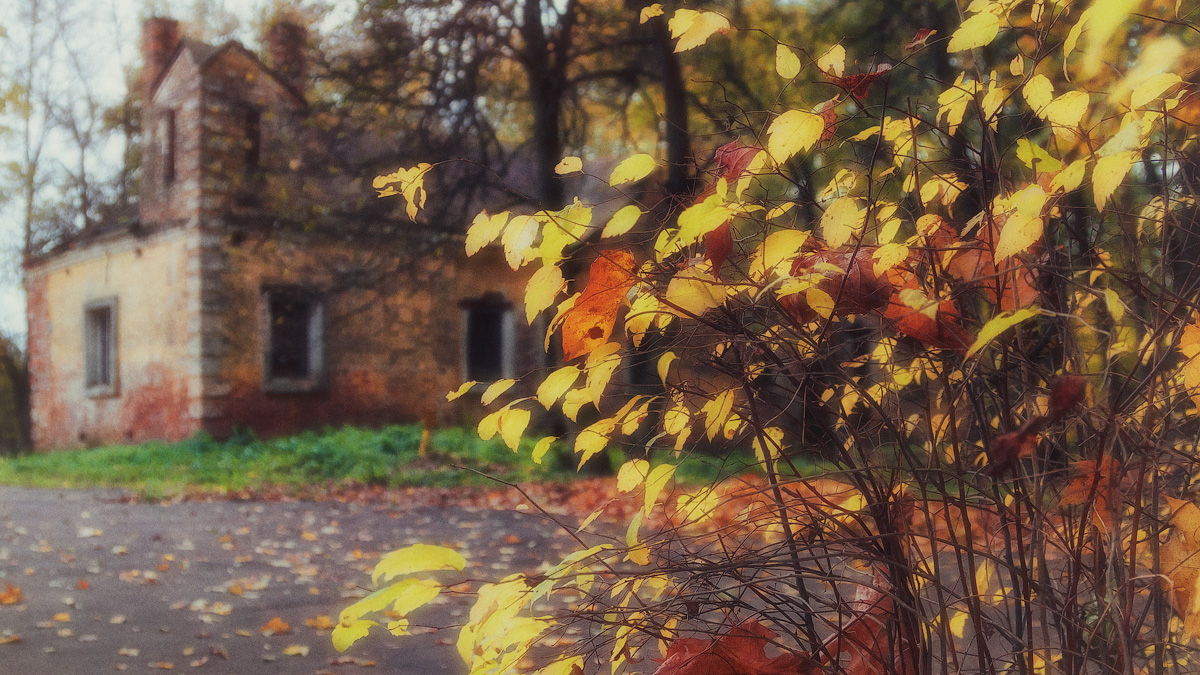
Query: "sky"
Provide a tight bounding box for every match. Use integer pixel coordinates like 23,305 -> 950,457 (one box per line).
0,0 -> 355,344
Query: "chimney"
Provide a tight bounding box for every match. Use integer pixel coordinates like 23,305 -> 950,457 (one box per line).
141,17 -> 181,100
265,19 -> 308,95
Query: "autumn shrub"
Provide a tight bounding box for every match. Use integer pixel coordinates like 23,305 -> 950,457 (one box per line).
344,3 -> 1200,675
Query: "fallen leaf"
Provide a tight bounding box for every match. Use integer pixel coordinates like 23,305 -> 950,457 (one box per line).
305,615 -> 335,631
283,644 -> 310,656
651,620 -> 818,675
150,662 -> 175,670
260,617 -> 292,636
0,584 -> 22,605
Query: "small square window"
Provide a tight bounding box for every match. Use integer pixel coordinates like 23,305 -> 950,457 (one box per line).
460,293 -> 514,383
84,298 -> 117,397
262,287 -> 325,392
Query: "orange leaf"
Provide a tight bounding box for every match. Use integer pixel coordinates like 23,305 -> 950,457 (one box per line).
260,616 -> 292,636
820,577 -> 918,675
0,584 -> 21,605
305,615 -> 336,630
561,250 -> 637,361
652,621 -> 819,675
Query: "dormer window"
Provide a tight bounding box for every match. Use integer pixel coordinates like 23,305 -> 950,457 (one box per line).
161,110 -> 177,184
244,108 -> 262,173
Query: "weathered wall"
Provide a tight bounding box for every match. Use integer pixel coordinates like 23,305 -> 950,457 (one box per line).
26,228 -> 196,449
200,236 -> 544,437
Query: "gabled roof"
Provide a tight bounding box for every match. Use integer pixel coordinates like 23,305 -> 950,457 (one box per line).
147,37 -> 307,107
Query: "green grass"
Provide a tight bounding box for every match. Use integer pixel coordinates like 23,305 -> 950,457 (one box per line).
0,425 -> 831,499
0,426 -> 577,497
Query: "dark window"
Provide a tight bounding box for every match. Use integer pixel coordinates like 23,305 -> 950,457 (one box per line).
244,108 -> 261,173
161,110 -> 177,184
84,298 -> 117,396
263,288 -> 324,389
461,294 -> 513,383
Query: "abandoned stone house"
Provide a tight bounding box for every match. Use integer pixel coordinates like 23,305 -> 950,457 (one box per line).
23,18 -> 546,450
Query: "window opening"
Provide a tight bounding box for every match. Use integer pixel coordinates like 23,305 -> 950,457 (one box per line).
161,110 -> 177,184
461,293 -> 514,383
264,287 -> 324,389
84,299 -> 117,395
244,108 -> 261,173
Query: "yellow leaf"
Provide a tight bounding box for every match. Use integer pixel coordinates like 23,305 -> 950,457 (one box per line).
644,464 -> 676,515
601,204 -> 643,238
817,44 -> 845,77
806,287 -> 835,319
994,186 -> 1048,261
947,11 -> 1000,52
657,352 -> 678,385
332,619 -> 376,652
538,199 -> 593,265
543,657 -> 586,675
498,407 -> 530,451
668,10 -> 730,52
676,488 -> 721,524
625,510 -> 649,564
525,264 -> 565,323
898,287 -> 938,319
639,3 -> 663,22
373,164 -> 432,219
531,436 -> 556,464
561,388 -> 590,422
1016,139 -> 1063,173
477,409 -> 501,440
625,293 -> 662,347
767,110 -> 825,165
676,194 -> 735,246
283,644 -> 310,657
752,427 -> 785,464
873,243 -> 909,276
1023,74 -> 1054,113
966,308 -> 1040,358
665,265 -> 723,316
1104,288 -> 1125,322
1009,54 -> 1024,76
575,418 -> 616,467
465,211 -> 510,256
1050,159 -> 1088,193
949,611 -> 968,639
821,197 -> 864,248
1093,151 -> 1137,212
1076,0 -> 1139,79
766,202 -> 797,220
1042,91 -> 1089,128
609,154 -> 656,186
446,381 -> 477,401
775,45 -> 802,79
702,389 -> 736,441
481,379 -> 516,406
1161,497 -> 1200,639
586,343 -> 622,405
1131,73 -> 1183,110
537,366 -> 581,409
554,156 -> 583,175
750,230 -> 808,281
502,214 -> 539,270
371,545 -> 466,585
618,459 -> 650,492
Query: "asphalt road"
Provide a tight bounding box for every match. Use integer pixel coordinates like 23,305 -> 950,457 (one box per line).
0,486 -> 581,674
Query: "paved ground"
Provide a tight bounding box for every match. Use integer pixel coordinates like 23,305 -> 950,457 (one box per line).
0,486 -> 583,674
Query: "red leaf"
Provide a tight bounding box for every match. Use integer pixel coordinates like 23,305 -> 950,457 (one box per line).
984,422 -> 1042,477
561,250 -> 637,361
815,99 -> 839,142
820,579 -> 917,675
705,222 -> 734,274
827,64 -> 892,99
712,142 -> 762,181
653,621 -> 819,675
903,28 -> 937,52
1047,376 -> 1086,422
